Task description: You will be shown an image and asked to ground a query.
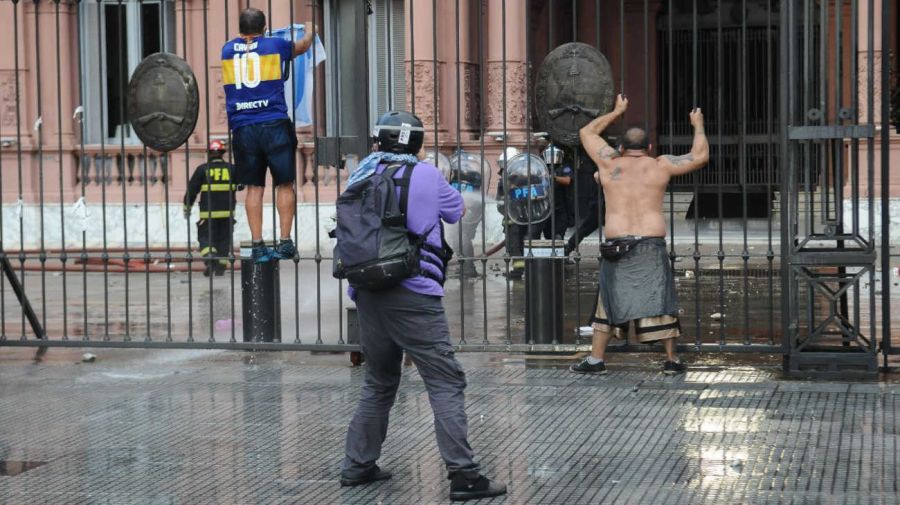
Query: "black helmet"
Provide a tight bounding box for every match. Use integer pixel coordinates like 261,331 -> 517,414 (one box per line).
373,111 -> 425,154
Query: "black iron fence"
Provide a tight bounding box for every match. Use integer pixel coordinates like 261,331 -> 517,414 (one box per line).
0,0 -> 893,372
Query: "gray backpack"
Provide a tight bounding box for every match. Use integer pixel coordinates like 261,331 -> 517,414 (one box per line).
331,162 -> 444,291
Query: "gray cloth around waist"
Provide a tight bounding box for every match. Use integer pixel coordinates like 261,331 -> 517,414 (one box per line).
598,237 -> 679,325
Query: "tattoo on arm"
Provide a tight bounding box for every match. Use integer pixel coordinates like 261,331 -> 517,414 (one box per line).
598,146 -> 620,160
662,154 -> 695,167
611,166 -> 622,180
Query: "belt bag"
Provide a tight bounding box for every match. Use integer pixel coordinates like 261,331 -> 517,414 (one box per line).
599,237 -> 643,261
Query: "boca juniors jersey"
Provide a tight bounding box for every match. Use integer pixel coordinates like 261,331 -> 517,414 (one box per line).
221,36 -> 293,130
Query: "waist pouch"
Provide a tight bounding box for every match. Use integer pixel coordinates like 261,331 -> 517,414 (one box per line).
600,236 -> 644,261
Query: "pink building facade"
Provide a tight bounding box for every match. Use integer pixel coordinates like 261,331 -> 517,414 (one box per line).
0,0 -> 896,238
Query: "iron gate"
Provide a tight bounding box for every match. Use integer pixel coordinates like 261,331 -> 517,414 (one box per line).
0,0 -> 893,372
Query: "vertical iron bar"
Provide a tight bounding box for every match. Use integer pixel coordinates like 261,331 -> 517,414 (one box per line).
386,0 -> 393,108
502,0 -> 511,345
741,0 -> 750,345
165,0 -> 173,342
643,0 -> 648,133
865,0 -> 874,358
182,0 -> 193,342
138,0 -> 151,341
692,0 -> 700,348
12,0 -> 24,339
94,0 -> 110,341
477,0 -> 488,344
716,0 -> 725,347
619,0 -> 624,94
75,0 -> 89,341
880,0 -> 891,362
202,0 -> 213,342
525,0 -> 535,345
409,0 -> 415,114
290,0 -> 302,345
780,0 -> 795,365
454,0 -> 465,344
766,0 -> 775,346
116,0 -> 130,341
33,0 -> 48,339
312,0 -> 322,345
666,0 -> 675,337
226,0 -> 236,344
56,0 -> 67,339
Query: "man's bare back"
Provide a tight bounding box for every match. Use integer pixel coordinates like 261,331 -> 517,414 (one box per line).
579,94 -> 709,238
597,154 -> 670,238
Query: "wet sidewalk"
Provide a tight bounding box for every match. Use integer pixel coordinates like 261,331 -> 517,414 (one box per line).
0,348 -> 899,504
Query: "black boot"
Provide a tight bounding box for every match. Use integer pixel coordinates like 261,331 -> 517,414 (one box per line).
449,474 -> 507,501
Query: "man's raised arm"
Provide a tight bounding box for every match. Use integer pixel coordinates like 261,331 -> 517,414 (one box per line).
657,108 -> 709,176
292,22 -> 316,57
579,94 -> 628,168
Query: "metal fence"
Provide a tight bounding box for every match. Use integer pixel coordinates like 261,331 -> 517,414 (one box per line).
0,0 -> 894,372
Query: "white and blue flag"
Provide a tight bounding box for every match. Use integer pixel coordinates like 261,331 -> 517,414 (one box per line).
269,24 -> 326,127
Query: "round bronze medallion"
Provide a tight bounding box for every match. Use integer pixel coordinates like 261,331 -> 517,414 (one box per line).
127,53 -> 199,152
534,43 -> 615,147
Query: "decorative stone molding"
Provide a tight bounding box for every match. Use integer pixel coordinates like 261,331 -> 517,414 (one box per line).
0,71 -> 19,129
406,61 -> 441,129
857,51 -> 883,124
462,62 -> 481,129
486,61 -> 528,129
212,68 -> 228,128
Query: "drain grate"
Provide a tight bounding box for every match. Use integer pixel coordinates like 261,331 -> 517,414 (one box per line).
0,461 -> 47,477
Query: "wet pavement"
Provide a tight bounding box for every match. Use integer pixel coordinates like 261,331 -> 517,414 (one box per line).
3,251 -> 898,351
1,348 -> 899,504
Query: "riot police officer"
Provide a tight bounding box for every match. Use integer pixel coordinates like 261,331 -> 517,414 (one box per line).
529,144 -> 572,240
496,147 -> 527,278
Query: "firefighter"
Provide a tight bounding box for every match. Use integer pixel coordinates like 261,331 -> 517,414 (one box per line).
183,140 -> 240,277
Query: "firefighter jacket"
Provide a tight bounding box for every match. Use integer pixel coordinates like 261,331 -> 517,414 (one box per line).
183,158 -> 239,219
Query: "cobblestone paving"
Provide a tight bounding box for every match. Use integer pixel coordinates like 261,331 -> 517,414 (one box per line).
0,349 -> 898,504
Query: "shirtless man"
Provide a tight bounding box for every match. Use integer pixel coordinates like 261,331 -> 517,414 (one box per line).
570,94 -> 708,375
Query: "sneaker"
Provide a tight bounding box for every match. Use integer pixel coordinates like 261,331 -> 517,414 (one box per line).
339,465 -> 392,487
449,474 -> 507,502
251,243 -> 275,263
569,358 -> 608,375
663,360 -> 687,375
273,238 -> 296,260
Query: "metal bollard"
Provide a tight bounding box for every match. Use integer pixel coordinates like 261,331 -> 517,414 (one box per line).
524,239 -> 565,344
240,241 -> 281,343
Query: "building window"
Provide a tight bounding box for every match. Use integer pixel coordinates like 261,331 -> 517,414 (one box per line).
367,0 -> 406,121
79,0 -> 175,145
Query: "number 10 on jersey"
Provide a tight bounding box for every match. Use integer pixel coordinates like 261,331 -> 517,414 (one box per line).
232,53 -> 261,89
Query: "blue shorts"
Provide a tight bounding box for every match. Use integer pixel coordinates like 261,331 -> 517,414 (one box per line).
232,119 -> 298,187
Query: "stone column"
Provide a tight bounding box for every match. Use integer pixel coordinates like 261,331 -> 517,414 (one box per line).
857,0 -> 883,125
405,0 -> 445,138
485,0 -> 528,143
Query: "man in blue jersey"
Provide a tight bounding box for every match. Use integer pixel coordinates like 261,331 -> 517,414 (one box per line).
222,8 -> 316,262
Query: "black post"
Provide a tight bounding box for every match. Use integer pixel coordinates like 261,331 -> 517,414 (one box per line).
240,241 -> 281,343
524,240 -> 565,344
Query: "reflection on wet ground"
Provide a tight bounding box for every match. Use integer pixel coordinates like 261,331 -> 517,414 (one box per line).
3,255 -> 898,350
0,349 -> 898,504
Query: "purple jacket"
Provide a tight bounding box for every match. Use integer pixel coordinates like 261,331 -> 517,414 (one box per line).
348,161 -> 463,299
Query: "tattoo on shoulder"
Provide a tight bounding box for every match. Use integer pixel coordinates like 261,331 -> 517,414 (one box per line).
598,147 -> 620,160
662,154 -> 695,166
611,166 -> 622,180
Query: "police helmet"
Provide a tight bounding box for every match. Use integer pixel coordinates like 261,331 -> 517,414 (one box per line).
373,111 -> 426,154
504,153 -> 552,225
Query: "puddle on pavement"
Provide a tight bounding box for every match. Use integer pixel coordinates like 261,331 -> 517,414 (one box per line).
0,461 -> 47,476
